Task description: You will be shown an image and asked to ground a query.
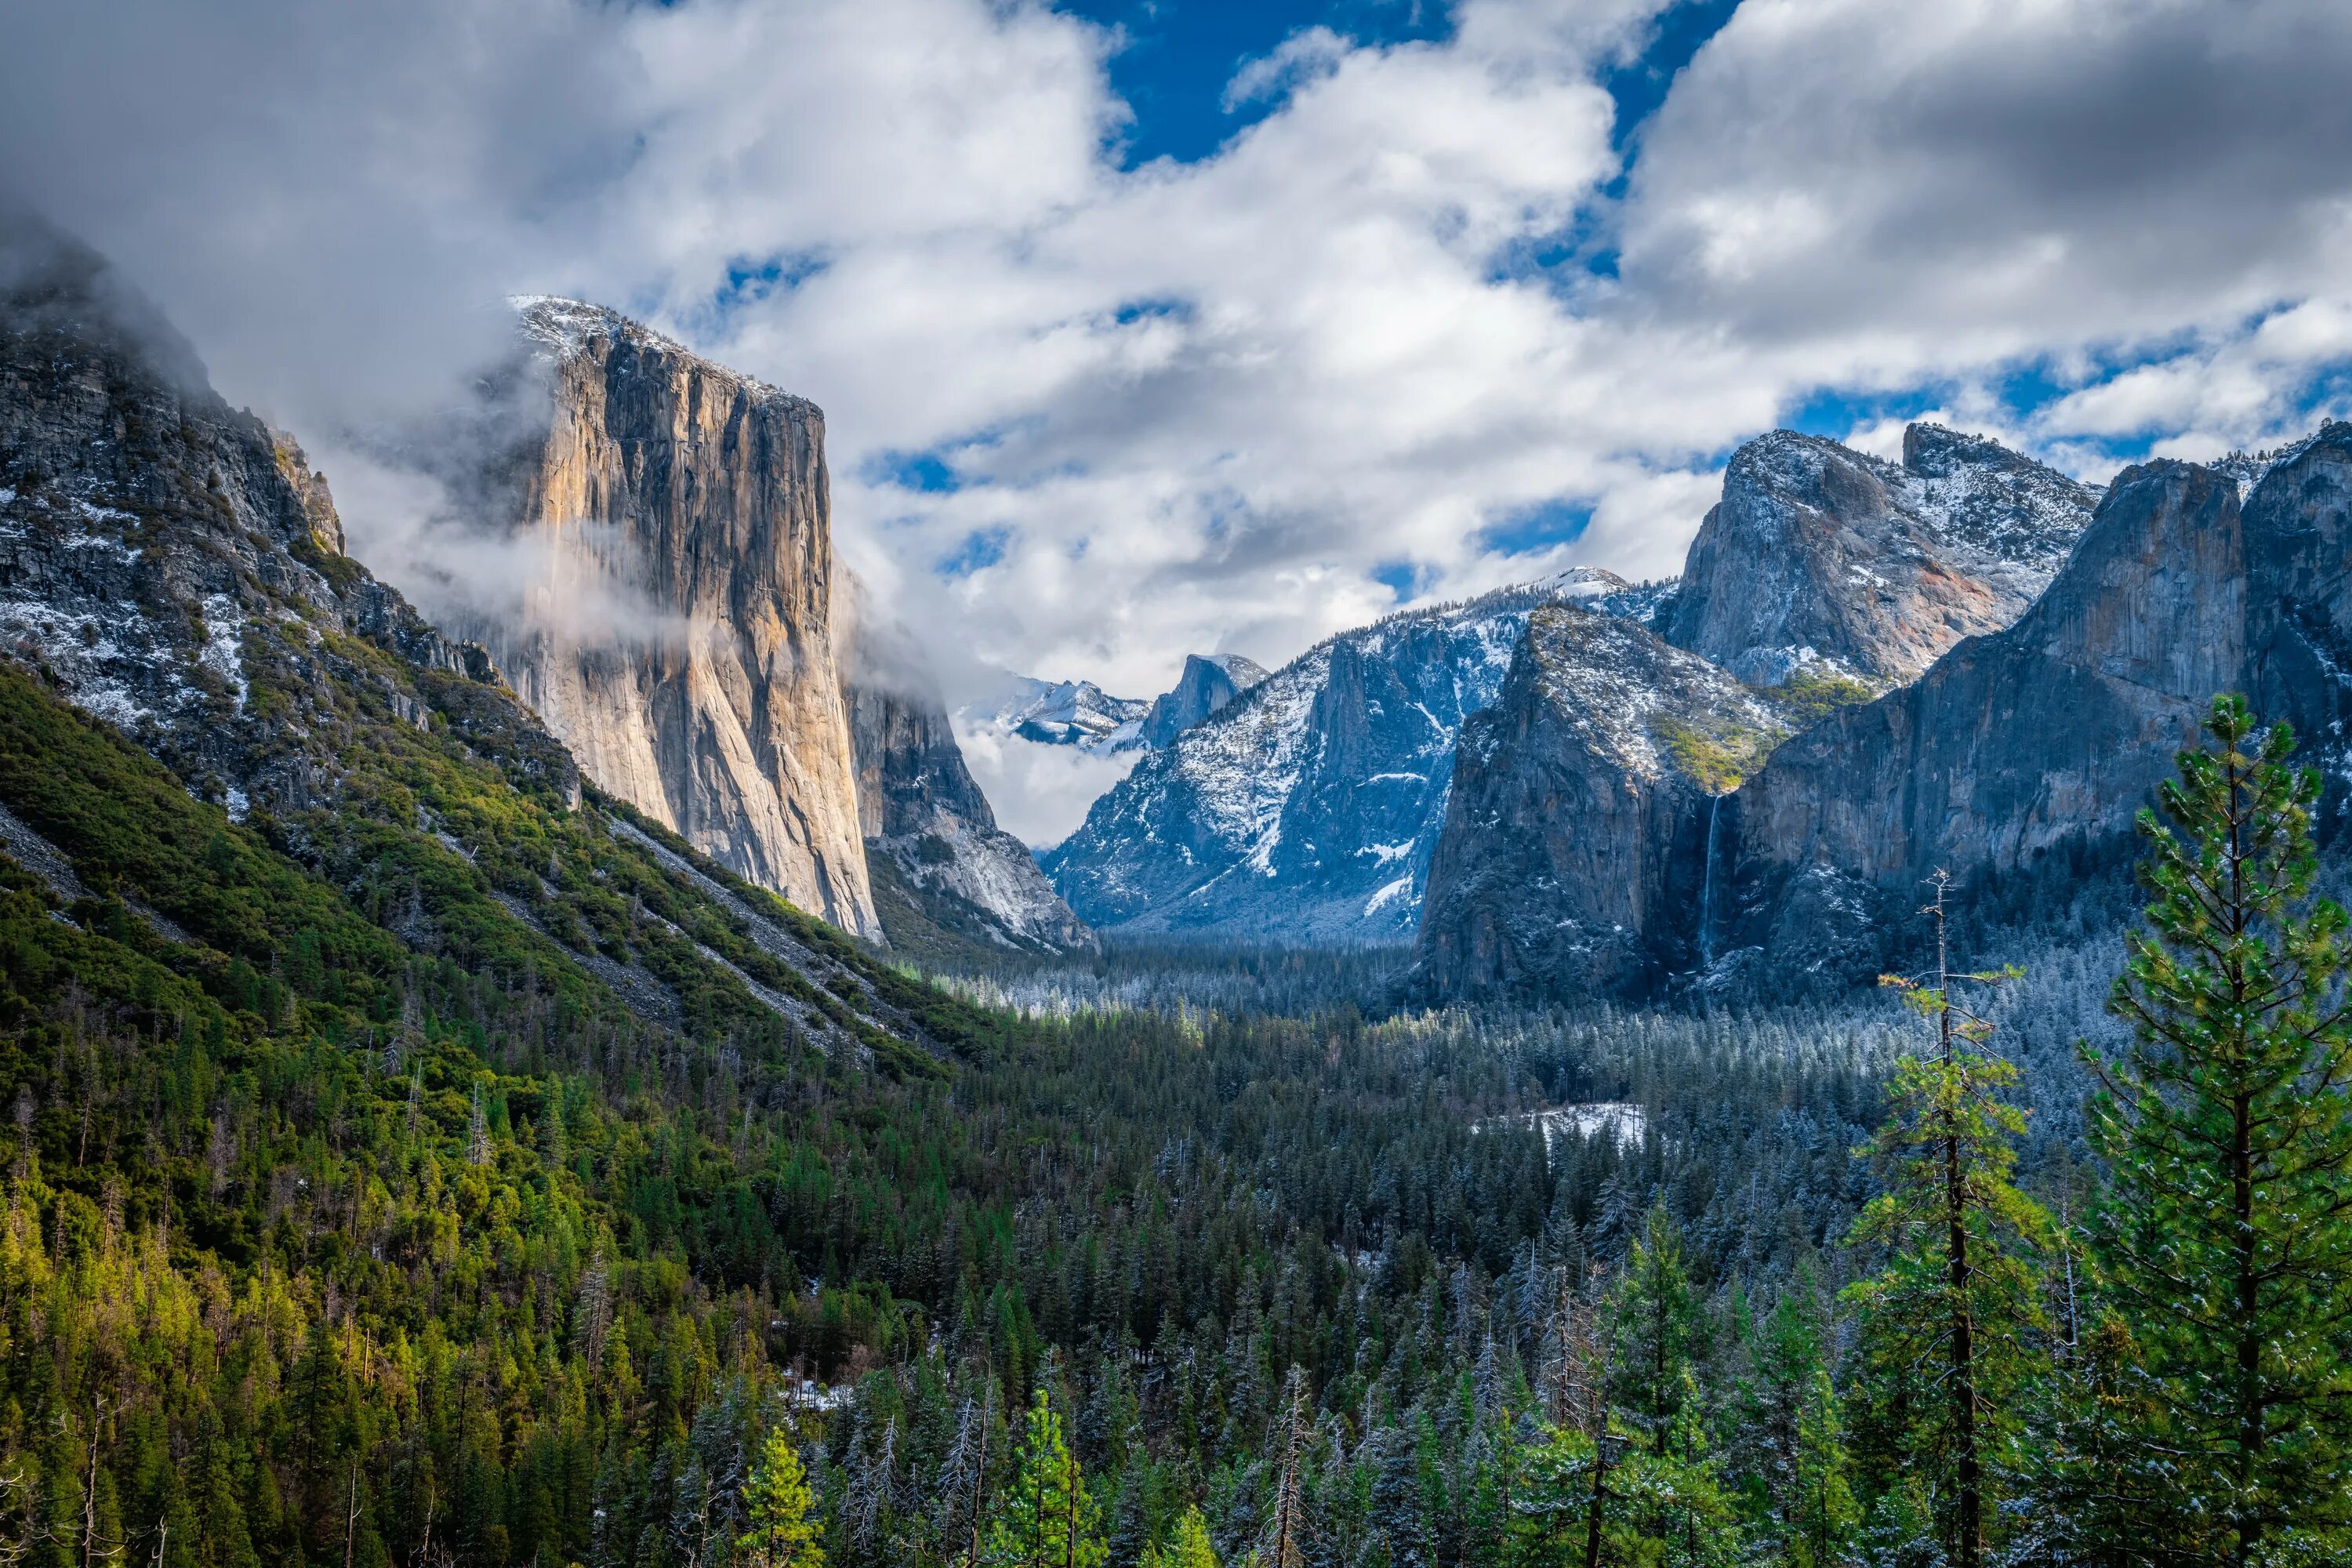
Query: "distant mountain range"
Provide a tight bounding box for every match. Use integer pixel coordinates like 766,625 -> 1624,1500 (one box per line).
1040,569 -> 1664,943
962,652 -> 1269,756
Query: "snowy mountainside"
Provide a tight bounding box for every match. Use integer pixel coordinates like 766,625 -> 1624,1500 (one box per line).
1043,579 -> 1629,943
964,674 -> 1150,754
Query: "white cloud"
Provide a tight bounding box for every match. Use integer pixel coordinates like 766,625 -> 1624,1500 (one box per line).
8,0 -> 2352,840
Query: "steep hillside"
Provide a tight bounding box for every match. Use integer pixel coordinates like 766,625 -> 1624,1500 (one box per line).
0,217 -> 978,1066
436,297 -> 878,938
1660,423 -> 2095,684
1415,426 -> 2352,1003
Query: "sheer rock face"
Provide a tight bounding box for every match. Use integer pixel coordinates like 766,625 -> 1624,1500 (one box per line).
1414,607 -> 1790,998
1136,654 -> 1268,749
1720,456 -> 2256,978
0,217 -> 570,823
483,299 -> 877,938
1661,424 -> 2095,684
838,594 -> 1092,954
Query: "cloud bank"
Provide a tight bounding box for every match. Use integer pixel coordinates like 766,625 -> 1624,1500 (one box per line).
6,0 -> 2350,839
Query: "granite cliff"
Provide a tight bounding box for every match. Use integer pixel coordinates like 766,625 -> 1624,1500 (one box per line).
838,590 -> 1093,956
1044,583 -> 1589,942
458,298 -> 877,938
1659,424 -> 2094,684
0,216 -> 963,1057
1415,606 -> 1791,997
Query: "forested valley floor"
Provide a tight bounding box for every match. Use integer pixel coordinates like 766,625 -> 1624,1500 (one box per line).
0,660 -> 2345,1566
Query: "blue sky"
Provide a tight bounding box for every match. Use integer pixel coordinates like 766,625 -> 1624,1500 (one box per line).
14,0 -> 2352,837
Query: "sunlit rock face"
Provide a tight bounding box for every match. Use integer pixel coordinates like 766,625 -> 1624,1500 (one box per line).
475,298 -> 877,938
1661,424 -> 2096,686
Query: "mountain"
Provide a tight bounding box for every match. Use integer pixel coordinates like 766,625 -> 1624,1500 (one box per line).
1415,604 -> 1793,997
1135,652 -> 1269,748
434,296 -> 878,938
1658,423 -> 2096,684
1719,428 -> 2352,984
968,674 -> 1151,753
0,217 -> 983,1064
1044,583 -> 1590,942
1417,423 -> 2352,1001
837,590 -> 1094,957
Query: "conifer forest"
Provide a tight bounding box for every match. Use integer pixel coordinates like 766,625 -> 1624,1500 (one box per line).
7,613 -> 2352,1566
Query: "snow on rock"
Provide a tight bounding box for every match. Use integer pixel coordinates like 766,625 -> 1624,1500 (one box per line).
1044,578 -> 1661,944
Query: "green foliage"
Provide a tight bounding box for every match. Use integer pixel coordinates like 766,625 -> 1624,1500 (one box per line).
984,1389 -> 1105,1568
2088,694 -> 2352,1558
1845,881 -> 2048,1568
1763,668 -> 1880,729
1653,713 -> 1783,795
742,1427 -> 824,1568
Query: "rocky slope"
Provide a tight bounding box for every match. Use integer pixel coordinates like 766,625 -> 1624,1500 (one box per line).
452,297 -> 877,938
1418,425 -> 2352,1001
838,593 -> 1093,956
1415,606 -> 1791,997
1659,424 -> 2095,684
1711,454 -> 2247,982
0,215 -> 981,1063
1044,583 -> 1586,942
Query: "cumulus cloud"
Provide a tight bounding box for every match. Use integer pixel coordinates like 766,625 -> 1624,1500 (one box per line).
6,0 -> 2352,839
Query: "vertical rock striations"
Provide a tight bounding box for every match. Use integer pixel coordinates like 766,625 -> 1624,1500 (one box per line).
1719,456 -> 2249,980
478,299 -> 878,938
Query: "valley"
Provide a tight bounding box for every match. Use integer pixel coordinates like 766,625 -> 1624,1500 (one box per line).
2,208 -> 2349,1567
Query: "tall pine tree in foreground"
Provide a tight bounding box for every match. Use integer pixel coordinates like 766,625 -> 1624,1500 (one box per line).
1845,872 -> 2047,1568
984,1389 -> 1106,1568
2089,695 -> 2352,1563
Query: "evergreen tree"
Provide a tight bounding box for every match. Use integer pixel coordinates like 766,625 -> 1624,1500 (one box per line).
984,1390 -> 1105,1568
1612,1204 -> 1700,1457
1845,873 -> 2047,1568
738,1428 -> 823,1568
2089,695 -> 2352,1562
1140,1504 -> 1218,1568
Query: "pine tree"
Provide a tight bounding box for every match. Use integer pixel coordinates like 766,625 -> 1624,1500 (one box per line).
2088,694 -> 2352,1562
738,1428 -> 822,1568
1845,872 -> 2047,1568
1143,1505 -> 1218,1568
983,1390 -> 1105,1568
1612,1204 -> 1700,1457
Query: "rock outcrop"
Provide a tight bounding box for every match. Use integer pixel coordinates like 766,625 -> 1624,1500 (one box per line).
1044,583 -> 1582,942
456,298 -> 878,938
838,592 -> 1093,956
1136,653 -> 1268,749
1715,456 -> 2249,979
0,217 -> 966,1055
1660,425 -> 2095,684
0,215 -> 573,822
1415,606 -> 1791,997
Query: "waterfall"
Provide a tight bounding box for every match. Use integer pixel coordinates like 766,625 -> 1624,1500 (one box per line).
1698,793 -> 1722,967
